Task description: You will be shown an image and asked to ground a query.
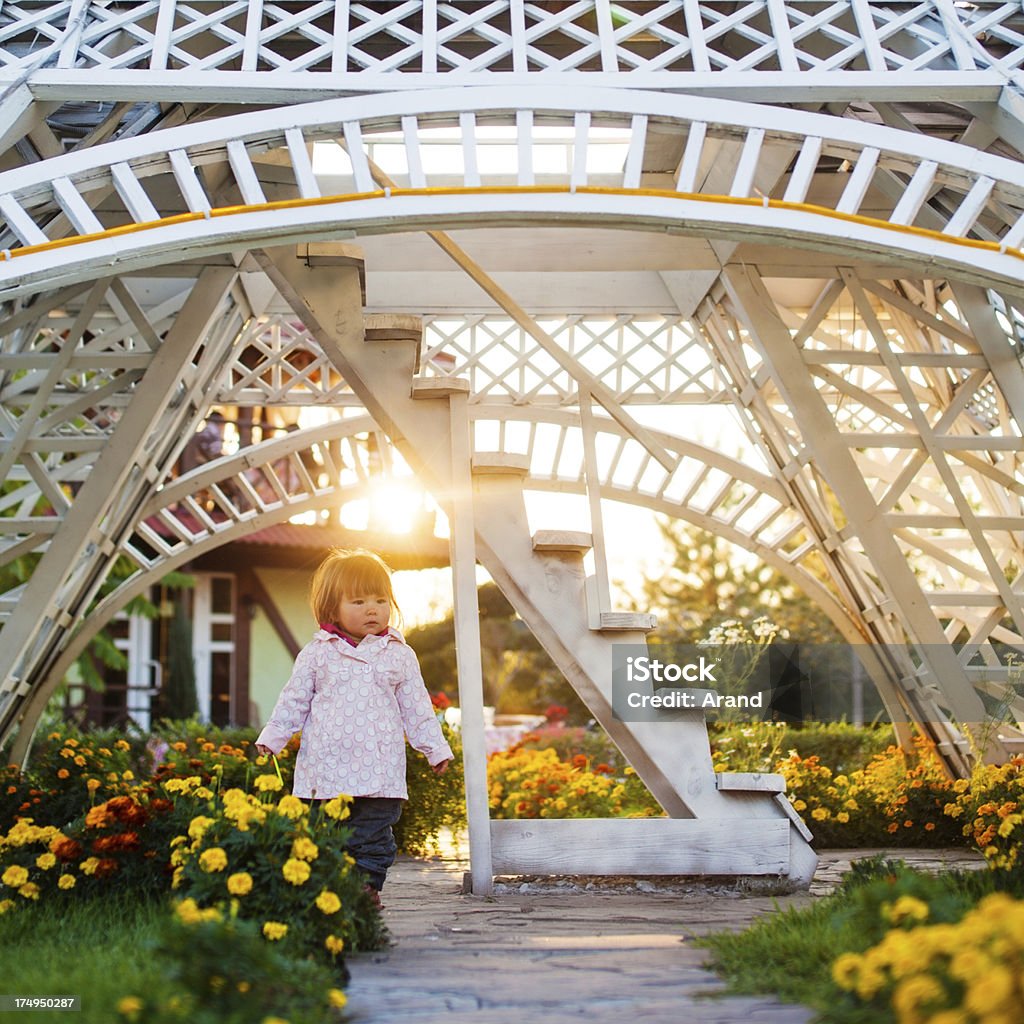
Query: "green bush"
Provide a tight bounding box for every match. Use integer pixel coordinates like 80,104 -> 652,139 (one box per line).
394,722 -> 466,855
118,913 -> 349,1024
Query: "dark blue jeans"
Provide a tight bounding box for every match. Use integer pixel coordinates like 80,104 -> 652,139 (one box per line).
343,796 -> 404,891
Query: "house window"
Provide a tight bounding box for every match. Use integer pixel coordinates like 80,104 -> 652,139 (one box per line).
193,573 -> 236,726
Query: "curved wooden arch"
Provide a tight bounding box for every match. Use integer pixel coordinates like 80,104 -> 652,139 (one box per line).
2,88 -> 1024,297
8,408 -> 862,763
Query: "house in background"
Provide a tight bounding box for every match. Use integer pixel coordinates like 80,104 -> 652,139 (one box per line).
63,411 -> 449,732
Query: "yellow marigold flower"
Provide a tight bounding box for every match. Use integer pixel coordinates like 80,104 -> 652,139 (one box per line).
99,748 -> 111,757
35,852 -> 56,871
199,848 -> 228,873
811,807 -> 830,821
57,768 -> 70,780
227,872 -> 253,896
170,835 -> 189,849
59,749 -> 74,759
316,889 -> 341,915
831,952 -> 861,990
122,770 -> 134,781
2,865 -> 28,888
292,837 -> 319,861
885,895 -> 930,925
79,857 -> 98,877
175,898 -> 202,925
282,858 -> 310,886
327,987 -> 347,1007
262,921 -> 288,941
58,873 -> 75,890
188,816 -> 214,841
322,796 -> 351,820
195,787 -> 213,799
85,778 -> 101,793
115,740 -> 130,751
18,883 -> 39,900
65,738 -> 79,748
262,1018 -> 289,1024
792,799 -> 807,812
116,996 -> 143,1018
276,795 -> 306,819
836,812 -> 850,824
0,899 -> 14,914
324,935 -> 344,955
237,981 -> 251,993
73,756 -> 86,767
253,774 -> 283,793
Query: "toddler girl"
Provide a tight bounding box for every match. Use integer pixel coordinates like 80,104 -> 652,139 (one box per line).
256,549 -> 453,892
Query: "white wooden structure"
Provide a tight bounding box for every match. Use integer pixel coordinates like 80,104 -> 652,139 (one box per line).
4,1 -> 1024,891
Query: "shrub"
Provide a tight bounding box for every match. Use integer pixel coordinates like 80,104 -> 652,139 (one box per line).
172,780 -> 386,961
117,913 -> 348,1024
395,723 -> 466,855
946,756 -> 1024,873
832,892 -> 1024,1024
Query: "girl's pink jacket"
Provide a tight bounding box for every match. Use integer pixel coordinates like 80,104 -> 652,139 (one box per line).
255,628 -> 454,800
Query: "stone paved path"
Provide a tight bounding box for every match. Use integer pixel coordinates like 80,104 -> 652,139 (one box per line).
344,848 -> 984,1024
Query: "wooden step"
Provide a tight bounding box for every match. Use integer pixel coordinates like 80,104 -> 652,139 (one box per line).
716,772 -> 786,794
773,792 -> 813,843
365,314 -> 423,369
490,817 -> 789,876
296,241 -> 365,300
471,452 -> 531,476
410,376 -> 470,399
532,530 -> 593,554
597,611 -> 658,632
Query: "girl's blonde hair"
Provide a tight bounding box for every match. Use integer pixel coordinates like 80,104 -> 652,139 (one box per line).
310,549 -> 402,628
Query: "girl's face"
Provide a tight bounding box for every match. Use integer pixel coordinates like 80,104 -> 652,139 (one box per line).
336,592 -> 390,641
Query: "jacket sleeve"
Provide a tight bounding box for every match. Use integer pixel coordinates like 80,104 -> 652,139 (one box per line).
255,643 -> 318,754
395,647 -> 454,766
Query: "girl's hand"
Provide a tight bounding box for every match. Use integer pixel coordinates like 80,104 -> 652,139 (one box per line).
431,758 -> 450,775
256,744 -> 273,756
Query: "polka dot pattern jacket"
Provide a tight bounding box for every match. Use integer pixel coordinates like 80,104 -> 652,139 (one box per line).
255,628 -> 454,800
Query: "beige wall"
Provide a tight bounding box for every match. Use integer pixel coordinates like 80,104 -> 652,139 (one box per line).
248,567 -> 318,726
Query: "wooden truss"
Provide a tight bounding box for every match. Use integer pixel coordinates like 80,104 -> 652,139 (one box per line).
3,0 -> 1024,890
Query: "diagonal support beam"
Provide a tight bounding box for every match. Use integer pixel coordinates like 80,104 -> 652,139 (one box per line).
721,263 -> 1001,761
0,267 -> 239,743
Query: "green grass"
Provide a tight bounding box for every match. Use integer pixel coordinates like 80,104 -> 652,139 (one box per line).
697,857 -> 1018,1024
0,895 -> 168,1024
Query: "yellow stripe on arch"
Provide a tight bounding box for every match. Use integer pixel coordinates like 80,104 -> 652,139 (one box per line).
2,184 -> 1021,265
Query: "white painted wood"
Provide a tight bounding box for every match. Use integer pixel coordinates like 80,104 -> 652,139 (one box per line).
782,136 -> 821,203
767,0 -> 798,72
449,391 -> 493,896
331,0 -> 349,74
490,818 -> 790,875
595,0 -> 618,73
944,176 -> 995,237
835,146 -> 879,214
285,128 -> 320,199
851,0 -> 886,72
683,0 -> 711,72
401,115 -> 425,189
242,0 -> 264,72
622,114 -> 647,190
0,195 -> 48,246
773,793 -> 813,842
411,376 -> 470,399
342,120 -> 373,192
571,111 -> 590,191
889,160 -> 938,225
532,530 -> 593,553
471,452 -> 531,475
716,772 -> 786,793
422,0 -> 437,74
226,139 -> 267,205
150,0 -> 176,71
460,112 -> 479,188
515,109 -> 534,187
168,148 -> 211,215
51,176 -> 103,235
676,122 -> 707,193
730,127 -> 765,198
598,611 -> 658,631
